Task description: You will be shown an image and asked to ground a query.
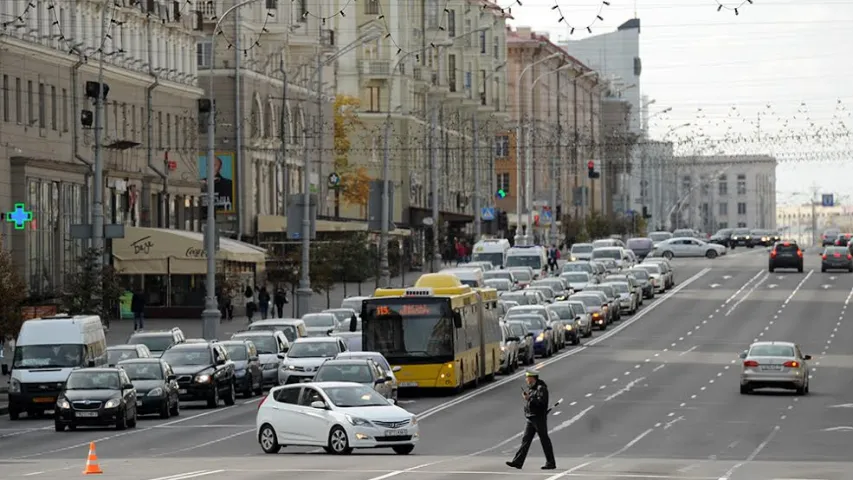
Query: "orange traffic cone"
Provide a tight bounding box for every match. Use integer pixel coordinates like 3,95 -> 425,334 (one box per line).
82,442 -> 103,475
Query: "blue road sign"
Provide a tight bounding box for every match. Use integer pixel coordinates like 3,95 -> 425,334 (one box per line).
481,207 -> 495,221
822,194 -> 834,207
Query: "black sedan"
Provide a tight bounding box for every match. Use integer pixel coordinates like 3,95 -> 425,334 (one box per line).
160,342 -> 236,408
118,358 -> 180,418
54,368 -> 138,431
220,340 -> 264,397
821,247 -> 853,272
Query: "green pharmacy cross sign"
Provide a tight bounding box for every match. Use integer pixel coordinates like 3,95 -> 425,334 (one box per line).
6,203 -> 33,230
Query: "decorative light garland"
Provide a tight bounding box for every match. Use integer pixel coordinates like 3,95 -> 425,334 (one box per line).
715,0 -> 753,16
551,0 -> 610,34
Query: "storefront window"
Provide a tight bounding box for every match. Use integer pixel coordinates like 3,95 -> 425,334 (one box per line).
171,274 -> 206,307
143,275 -> 168,306
27,179 -> 60,295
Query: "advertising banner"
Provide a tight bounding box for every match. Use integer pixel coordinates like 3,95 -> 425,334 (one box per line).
198,152 -> 236,214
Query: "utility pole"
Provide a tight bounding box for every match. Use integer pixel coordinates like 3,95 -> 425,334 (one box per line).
473,114 -> 481,240
279,60 -> 289,212
378,95 -> 392,288
551,71 -> 561,244
430,105 -> 440,272
295,52 -> 320,317
92,5 -> 107,265
572,78 -> 579,221
524,118 -> 533,245
811,186 -> 818,247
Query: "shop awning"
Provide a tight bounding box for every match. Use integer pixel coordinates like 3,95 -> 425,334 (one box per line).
112,227 -> 267,275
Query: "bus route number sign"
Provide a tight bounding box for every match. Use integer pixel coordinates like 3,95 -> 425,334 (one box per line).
375,304 -> 437,316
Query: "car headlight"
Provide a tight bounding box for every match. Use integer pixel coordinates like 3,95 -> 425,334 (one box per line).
285,365 -> 296,370
147,388 -> 164,397
56,398 -> 71,409
536,333 -> 545,342
264,363 -> 278,371
500,345 -> 506,351
195,374 -> 211,384
9,378 -> 21,394
411,415 -> 418,426
564,325 -> 572,331
104,398 -> 121,409
345,414 -> 371,426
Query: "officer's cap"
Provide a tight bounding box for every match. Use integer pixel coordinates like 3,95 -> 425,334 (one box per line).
525,369 -> 539,377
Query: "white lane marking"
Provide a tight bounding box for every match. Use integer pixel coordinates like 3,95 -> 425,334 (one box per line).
23,472 -> 44,477
544,428 -> 655,480
723,270 -> 764,305
147,471 -> 224,480
10,402 -> 256,459
0,427 -> 52,438
718,425 -> 780,480
604,378 -> 645,402
725,272 -> 770,316
152,424 -> 254,429
680,346 -> 697,356
417,268 -> 711,420
652,365 -> 665,372
363,462 -> 450,480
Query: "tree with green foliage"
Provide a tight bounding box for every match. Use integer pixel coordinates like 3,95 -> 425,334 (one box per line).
0,245 -> 27,340
335,233 -> 373,296
585,212 -> 612,239
61,248 -> 123,320
309,242 -> 338,307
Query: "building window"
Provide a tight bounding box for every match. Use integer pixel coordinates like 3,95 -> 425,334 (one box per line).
737,174 -> 747,195
479,31 -> 487,54
61,88 -> 68,132
367,86 -> 380,112
681,175 -> 691,191
447,10 -> 455,37
15,77 -> 22,123
50,85 -> 57,130
28,179 -> 60,295
496,173 -> 510,192
62,183 -> 85,283
737,222 -> 746,228
2,75 -> 8,122
365,0 -> 379,14
157,111 -> 163,148
493,36 -> 499,59
298,0 -> 308,22
718,175 -> 727,195
737,202 -> 747,215
27,80 -> 34,126
718,202 -> 727,216
37,82 -> 46,129
494,135 -> 509,158
196,41 -> 212,67
718,222 -> 728,229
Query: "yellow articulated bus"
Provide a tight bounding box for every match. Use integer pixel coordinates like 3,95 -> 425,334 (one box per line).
361,273 -> 502,392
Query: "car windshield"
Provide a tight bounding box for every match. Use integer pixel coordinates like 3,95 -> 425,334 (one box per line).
234,335 -> 276,354
248,324 -> 298,342
567,303 -> 586,316
324,385 -> 390,407
609,283 -> 630,294
315,364 -> 374,383
324,310 -> 355,323
108,349 -> 138,365
508,323 -> 526,337
571,244 -> 593,253
341,298 -> 366,311
572,296 -> 601,307
485,279 -> 511,291
128,334 -> 173,352
639,264 -> 661,274
507,307 -> 545,317
65,371 -> 121,390
591,249 -> 621,260
733,229 -> 751,235
121,363 -> 163,380
562,273 -> 589,282
484,271 -> 513,281
629,270 -> 650,280
548,305 -> 573,320
562,263 -> 591,273
749,345 -> 795,357
223,344 -> 249,361
500,293 -> 530,304
506,255 -> 542,269
627,239 -> 652,249
287,341 -> 339,358
160,348 -> 212,366
12,344 -> 84,369
302,314 -> 336,328
509,270 -> 532,281
649,232 -> 672,241
509,316 -> 546,330
592,240 -> 614,248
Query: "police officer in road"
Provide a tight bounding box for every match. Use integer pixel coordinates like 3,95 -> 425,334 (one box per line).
506,369 -> 556,470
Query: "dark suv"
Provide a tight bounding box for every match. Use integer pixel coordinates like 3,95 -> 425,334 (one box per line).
127,328 -> 186,357
769,241 -> 803,273
709,229 -> 733,248
160,342 -> 236,408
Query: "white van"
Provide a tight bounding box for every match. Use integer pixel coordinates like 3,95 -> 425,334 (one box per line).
7,314 -> 107,420
472,238 -> 511,267
505,246 -> 548,279
440,267 -> 485,288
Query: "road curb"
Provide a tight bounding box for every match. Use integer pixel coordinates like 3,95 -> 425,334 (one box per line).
0,405 -> 7,416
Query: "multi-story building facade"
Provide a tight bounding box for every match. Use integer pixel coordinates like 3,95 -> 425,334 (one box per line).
0,0 -> 204,294
670,155 -> 777,233
600,95 -> 633,215
641,140 -> 674,230
504,26 -> 600,243
333,0 -> 510,261
776,204 -> 853,247
197,0 -> 335,240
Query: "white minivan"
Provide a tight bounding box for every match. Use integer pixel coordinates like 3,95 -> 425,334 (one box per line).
472,238 -> 511,267
7,314 -> 107,420
505,246 -> 549,279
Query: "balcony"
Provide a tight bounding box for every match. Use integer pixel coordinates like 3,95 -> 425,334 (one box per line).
428,71 -> 449,95
196,0 -> 217,20
359,60 -> 392,79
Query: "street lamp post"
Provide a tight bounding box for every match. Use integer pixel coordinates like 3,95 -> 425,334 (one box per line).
514,52 -> 560,246
203,0 -> 262,340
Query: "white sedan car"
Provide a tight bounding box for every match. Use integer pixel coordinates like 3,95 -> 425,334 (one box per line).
256,381 -> 419,455
650,237 -> 727,259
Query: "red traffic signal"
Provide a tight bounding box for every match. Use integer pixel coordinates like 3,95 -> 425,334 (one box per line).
587,161 -> 594,170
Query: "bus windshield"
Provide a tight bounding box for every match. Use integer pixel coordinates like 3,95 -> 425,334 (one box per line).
472,252 -> 503,266
362,299 -> 454,363
506,255 -> 542,269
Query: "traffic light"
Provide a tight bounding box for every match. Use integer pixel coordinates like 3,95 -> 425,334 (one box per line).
587,161 -> 600,179
642,206 -> 652,219
496,189 -> 507,199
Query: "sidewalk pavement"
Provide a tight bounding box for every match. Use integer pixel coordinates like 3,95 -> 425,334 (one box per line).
1,342 -> 9,415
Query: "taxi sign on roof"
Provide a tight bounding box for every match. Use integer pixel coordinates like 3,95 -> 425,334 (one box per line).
405,288 -> 434,296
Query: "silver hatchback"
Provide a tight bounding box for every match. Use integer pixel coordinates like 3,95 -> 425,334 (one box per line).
739,341 -> 811,395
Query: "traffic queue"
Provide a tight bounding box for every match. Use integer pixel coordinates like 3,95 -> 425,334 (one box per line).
4,236 -> 677,457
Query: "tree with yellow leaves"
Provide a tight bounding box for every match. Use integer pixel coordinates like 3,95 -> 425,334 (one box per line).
333,94 -> 372,215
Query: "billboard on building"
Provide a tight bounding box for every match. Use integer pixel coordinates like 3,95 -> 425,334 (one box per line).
198,152 -> 236,214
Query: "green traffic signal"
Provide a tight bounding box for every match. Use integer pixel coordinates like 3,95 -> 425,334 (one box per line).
496,189 -> 507,198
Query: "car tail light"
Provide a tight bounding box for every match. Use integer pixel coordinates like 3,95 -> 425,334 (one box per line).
822,234 -> 826,239
834,253 -> 842,258
823,254 -> 828,260
743,360 -> 759,367
258,395 -> 267,410
783,361 -> 800,368
783,242 -> 790,246
770,251 -> 777,258
848,254 -> 852,260
797,249 -> 803,258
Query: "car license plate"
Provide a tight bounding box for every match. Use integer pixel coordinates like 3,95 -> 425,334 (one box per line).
75,411 -> 98,417
384,429 -> 407,437
33,397 -> 55,403
136,401 -> 143,407
399,382 -> 418,387
178,389 -> 187,394
761,365 -> 782,371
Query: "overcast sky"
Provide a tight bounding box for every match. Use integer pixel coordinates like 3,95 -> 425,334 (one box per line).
506,0 -> 853,206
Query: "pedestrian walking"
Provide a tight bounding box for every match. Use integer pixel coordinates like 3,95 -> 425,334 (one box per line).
274,287 -> 288,318
131,289 -> 146,331
244,286 -> 256,322
258,287 -> 271,319
506,370 -> 556,470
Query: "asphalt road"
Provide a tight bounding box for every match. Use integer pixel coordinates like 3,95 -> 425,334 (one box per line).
6,248 -> 853,480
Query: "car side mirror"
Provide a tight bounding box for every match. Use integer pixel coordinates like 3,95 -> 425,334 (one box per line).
277,353 -> 286,359
327,328 -> 334,336
545,326 -> 553,331
123,383 -> 134,390
349,316 -> 358,332
87,359 -> 95,368
575,315 -> 582,321
249,355 -> 259,362
392,366 -> 402,372
507,336 -> 520,342
215,357 -> 226,365
526,332 -> 534,337
310,400 -> 327,409
167,374 -> 177,381
738,352 -> 747,359
804,354 -> 812,360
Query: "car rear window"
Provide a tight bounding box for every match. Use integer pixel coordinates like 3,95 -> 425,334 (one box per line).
825,247 -> 848,254
749,345 -> 794,357
775,243 -> 799,253
627,238 -> 652,249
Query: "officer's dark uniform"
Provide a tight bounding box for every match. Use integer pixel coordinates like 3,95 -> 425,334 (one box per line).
507,370 -> 556,470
